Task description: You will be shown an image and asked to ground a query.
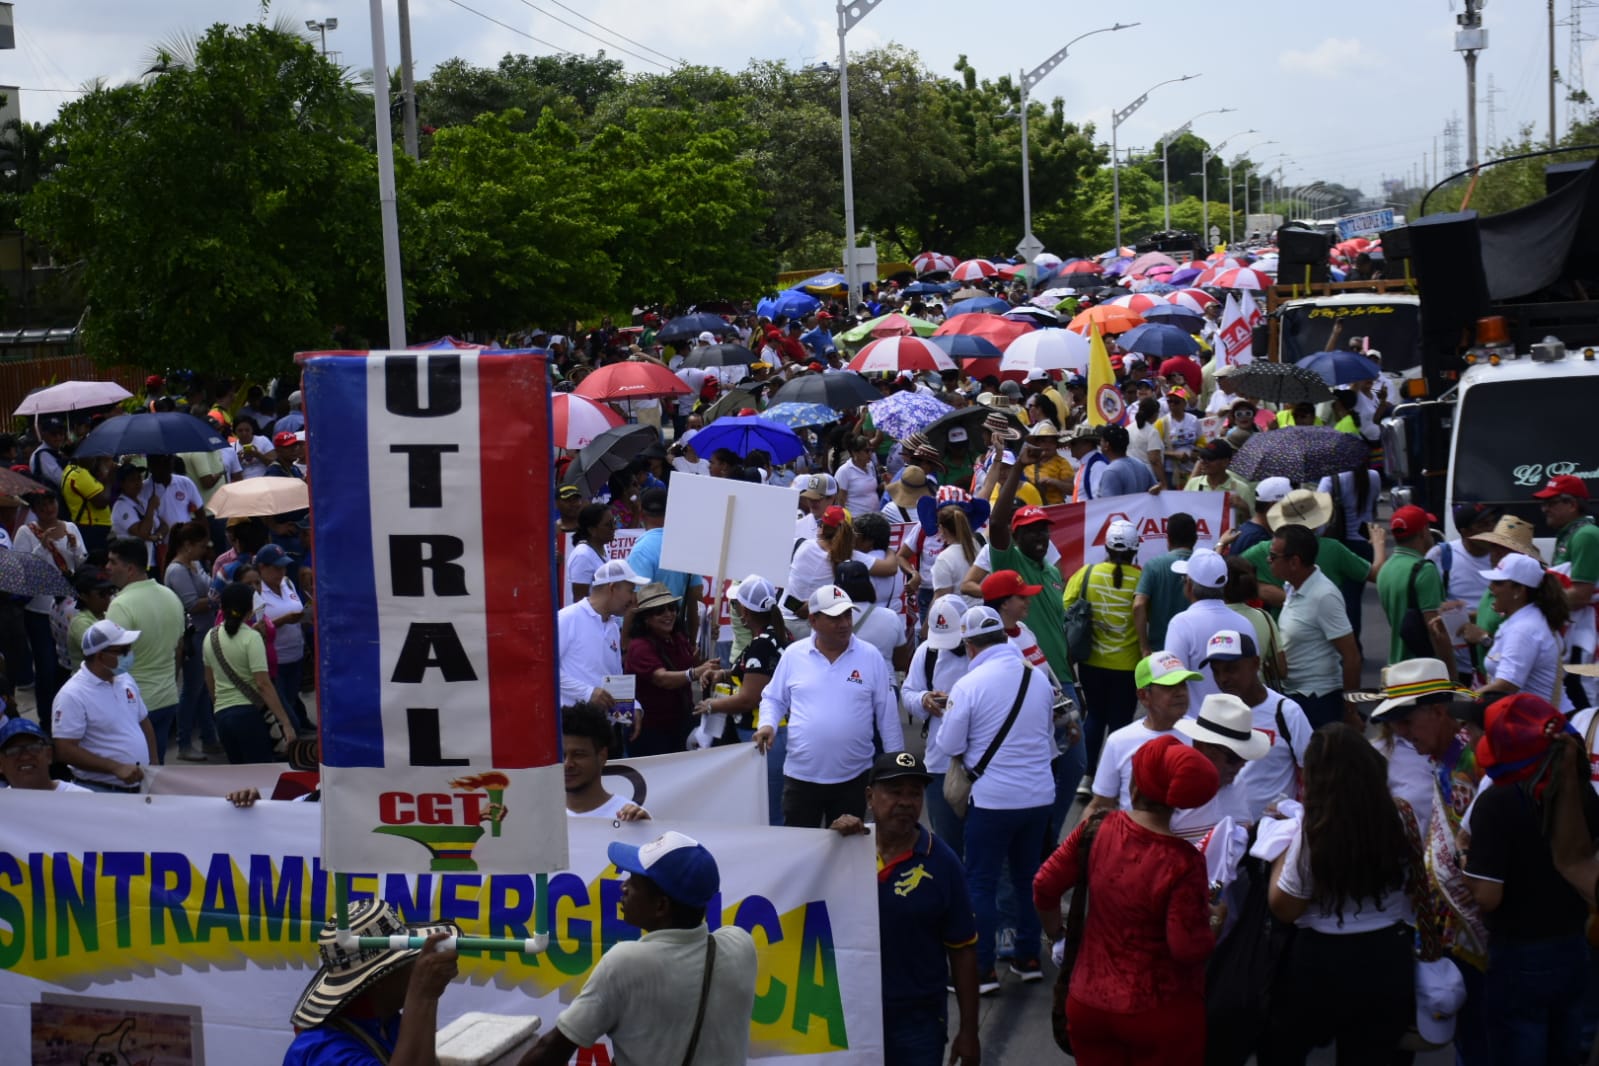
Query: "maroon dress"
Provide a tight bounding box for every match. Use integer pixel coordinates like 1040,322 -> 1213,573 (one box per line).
623,632 -> 698,757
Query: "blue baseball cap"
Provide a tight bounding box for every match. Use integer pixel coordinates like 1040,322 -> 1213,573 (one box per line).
0,717 -> 47,750
607,831 -> 720,908
254,544 -> 295,568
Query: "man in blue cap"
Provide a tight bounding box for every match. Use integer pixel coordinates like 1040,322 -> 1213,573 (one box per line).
0,717 -> 90,791
519,830 -> 757,1066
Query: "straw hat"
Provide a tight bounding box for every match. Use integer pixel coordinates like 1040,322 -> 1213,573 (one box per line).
981,411 -> 1021,440
1469,514 -> 1541,560
887,465 -> 933,508
635,582 -> 681,613
1026,419 -> 1062,440
290,899 -> 456,1030
1267,489 -> 1334,532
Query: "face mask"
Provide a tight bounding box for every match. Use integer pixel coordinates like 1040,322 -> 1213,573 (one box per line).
116,651 -> 135,674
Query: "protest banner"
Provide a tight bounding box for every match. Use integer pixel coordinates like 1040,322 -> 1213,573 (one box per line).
147,744 -> 770,826
1042,489 -> 1234,575
0,792 -> 883,1065
1217,293 -> 1254,367
660,474 -> 799,588
301,351 -> 566,876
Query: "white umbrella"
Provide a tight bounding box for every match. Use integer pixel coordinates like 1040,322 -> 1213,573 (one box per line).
15,380 -> 133,416
553,393 -> 624,450
1004,305 -> 1060,325
998,328 -> 1091,374
207,477 -> 309,518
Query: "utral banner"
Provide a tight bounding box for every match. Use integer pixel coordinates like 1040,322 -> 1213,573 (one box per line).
0,791 -> 883,1065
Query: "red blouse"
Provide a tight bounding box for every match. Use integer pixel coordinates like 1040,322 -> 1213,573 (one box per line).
1033,811 -> 1216,1013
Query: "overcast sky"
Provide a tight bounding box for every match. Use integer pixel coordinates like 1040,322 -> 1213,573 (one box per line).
11,0 -> 1595,203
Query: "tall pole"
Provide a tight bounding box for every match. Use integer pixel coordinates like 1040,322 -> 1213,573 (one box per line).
1242,167 -> 1251,234
1111,73 -> 1199,251
1456,0 -> 1486,167
1201,159 -> 1209,246
1019,72 -> 1033,244
368,0 -> 406,349
1202,129 -> 1254,252
318,25 -> 328,55
836,1 -> 885,311
1227,160 -> 1235,245
1551,0 -> 1559,148
398,0 -> 419,160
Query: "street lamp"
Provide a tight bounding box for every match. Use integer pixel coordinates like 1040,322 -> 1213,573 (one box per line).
1200,128 -> 1254,249
1161,107 -> 1234,229
1227,137 -> 1274,244
1112,73 -> 1199,250
1016,22 -> 1138,261
837,0 -> 886,311
306,17 -> 338,56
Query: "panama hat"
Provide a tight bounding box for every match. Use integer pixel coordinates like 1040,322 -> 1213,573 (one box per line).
290,899 -> 457,1030
1267,489 -> 1334,532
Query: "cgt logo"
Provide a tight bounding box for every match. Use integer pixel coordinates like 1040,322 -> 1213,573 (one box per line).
1091,511 -> 1212,547
372,771 -> 510,872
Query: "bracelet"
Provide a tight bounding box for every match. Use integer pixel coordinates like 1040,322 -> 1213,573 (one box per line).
685,669 -> 694,684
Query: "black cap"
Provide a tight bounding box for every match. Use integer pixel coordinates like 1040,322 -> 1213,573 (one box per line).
1452,501 -> 1502,531
639,487 -> 668,515
870,751 -> 933,785
72,567 -> 115,594
833,559 -> 874,603
39,416 -> 66,433
1196,439 -> 1234,461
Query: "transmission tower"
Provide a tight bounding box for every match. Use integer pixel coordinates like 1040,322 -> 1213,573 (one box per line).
1484,75 -> 1504,153
1567,0 -> 1598,129
1443,115 -> 1463,172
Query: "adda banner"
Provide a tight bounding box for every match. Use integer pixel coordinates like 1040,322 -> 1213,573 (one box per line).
0,792 -> 883,1065
1042,488 -> 1236,575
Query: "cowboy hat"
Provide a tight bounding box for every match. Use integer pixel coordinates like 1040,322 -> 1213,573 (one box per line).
981,410 -> 1022,440
1267,489 -> 1334,532
290,899 -> 457,1030
1176,694 -> 1271,760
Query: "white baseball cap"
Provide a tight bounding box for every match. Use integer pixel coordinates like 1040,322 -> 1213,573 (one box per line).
1255,476 -> 1293,504
1025,368 -> 1050,383
591,559 -> 648,587
1414,957 -> 1468,1046
733,575 -> 777,613
808,585 -> 855,617
1480,552 -> 1546,589
82,618 -> 140,657
696,331 -> 716,345
960,605 -> 1005,640
926,595 -> 967,650
1173,548 -> 1228,589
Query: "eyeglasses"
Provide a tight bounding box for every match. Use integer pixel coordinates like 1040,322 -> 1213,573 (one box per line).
1266,551 -> 1285,562
0,740 -> 48,757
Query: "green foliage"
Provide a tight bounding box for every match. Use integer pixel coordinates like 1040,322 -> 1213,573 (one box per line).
1424,121 -> 1599,218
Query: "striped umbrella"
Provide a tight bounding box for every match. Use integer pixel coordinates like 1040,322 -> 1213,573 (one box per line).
1167,288 -> 1219,314
912,251 -> 958,275
950,259 -> 999,282
1200,267 -> 1274,290
553,393 -> 625,450
848,336 -> 957,374
1107,293 -> 1166,314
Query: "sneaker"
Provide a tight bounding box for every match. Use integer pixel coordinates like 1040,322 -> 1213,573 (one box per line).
978,970 -> 1001,996
996,927 -> 1016,962
177,744 -> 209,763
202,740 -> 226,755
1015,958 -> 1044,982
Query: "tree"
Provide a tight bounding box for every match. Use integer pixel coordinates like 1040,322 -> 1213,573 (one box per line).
25,22 -> 386,377
418,53 -> 625,136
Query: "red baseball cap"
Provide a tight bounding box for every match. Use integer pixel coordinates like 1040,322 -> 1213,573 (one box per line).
817,311 -> 833,320
821,505 -> 848,528
980,569 -> 1042,600
1390,504 -> 1437,537
1011,505 -> 1051,530
273,431 -> 300,449
1533,474 -> 1590,500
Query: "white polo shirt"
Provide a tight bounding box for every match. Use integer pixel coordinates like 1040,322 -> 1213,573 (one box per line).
851,603 -> 907,666
1485,602 -> 1571,710
110,481 -> 158,565
150,474 -> 204,528
935,643 -> 1056,810
759,634 -> 901,784
557,598 -> 623,707
900,641 -> 972,774
51,665 -> 151,787
1162,599 -> 1246,707
259,577 -> 306,663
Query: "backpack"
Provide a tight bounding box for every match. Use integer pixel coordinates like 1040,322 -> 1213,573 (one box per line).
1063,565 -> 1096,663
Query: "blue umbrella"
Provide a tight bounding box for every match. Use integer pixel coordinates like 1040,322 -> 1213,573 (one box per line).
657,313 -> 737,345
1118,322 -> 1202,358
795,271 -> 847,293
1296,349 -> 1380,386
760,402 -> 841,429
1169,266 -> 1205,286
904,280 -> 959,295
756,288 -> 822,321
866,390 -> 952,440
688,415 -> 806,463
929,334 -> 1004,361
945,296 -> 1010,318
1140,304 -> 1203,332
74,412 -> 227,457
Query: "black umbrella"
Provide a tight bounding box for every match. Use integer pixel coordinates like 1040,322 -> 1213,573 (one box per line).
679,343 -> 759,370
1232,426 -> 1373,482
657,313 -> 738,345
74,412 -> 227,457
1227,361 -> 1334,405
770,371 -> 880,410
562,424 -> 659,496
923,404 -> 1026,449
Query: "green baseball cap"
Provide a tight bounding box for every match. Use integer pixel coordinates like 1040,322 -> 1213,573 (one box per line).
1135,650 -> 1203,689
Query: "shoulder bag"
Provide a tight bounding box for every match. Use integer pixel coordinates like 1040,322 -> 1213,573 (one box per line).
209,626 -> 285,752
1399,558 -> 1441,660
942,665 -> 1033,815
1063,565 -> 1095,664
680,934 -> 717,1066
1051,809 -> 1110,1053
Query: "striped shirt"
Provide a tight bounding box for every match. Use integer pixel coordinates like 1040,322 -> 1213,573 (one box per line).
1064,561 -> 1143,671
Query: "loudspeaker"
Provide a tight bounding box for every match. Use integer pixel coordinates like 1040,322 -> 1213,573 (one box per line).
1408,210 -> 1490,376
1275,225 -> 1331,284
1379,224 -> 1412,275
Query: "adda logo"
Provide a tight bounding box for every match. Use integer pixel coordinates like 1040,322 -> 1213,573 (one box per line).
372,771 -> 510,872
1090,511 -> 1212,547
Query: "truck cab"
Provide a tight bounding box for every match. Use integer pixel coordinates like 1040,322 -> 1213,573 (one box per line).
1276,292 -> 1422,380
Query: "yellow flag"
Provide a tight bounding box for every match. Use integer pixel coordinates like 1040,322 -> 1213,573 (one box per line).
1087,320 -> 1124,426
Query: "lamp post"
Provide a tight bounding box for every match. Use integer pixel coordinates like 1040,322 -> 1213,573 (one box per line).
306,17 -> 338,56
1201,128 -> 1254,249
365,0 -> 405,348
1161,107 -> 1234,229
1017,22 -> 1137,260
837,0 -> 886,311
1112,73 -> 1198,250
1227,138 -> 1274,245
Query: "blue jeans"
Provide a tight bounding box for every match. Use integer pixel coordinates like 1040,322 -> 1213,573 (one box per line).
883,1000 -> 947,1066
1485,934 -> 1589,1066
22,610 -> 59,725
147,702 -> 178,764
275,658 -> 313,733
965,802 -> 1051,973
924,771 -> 964,856
215,704 -> 279,764
1050,717 -> 1086,846
737,724 -> 787,827
177,629 -> 217,749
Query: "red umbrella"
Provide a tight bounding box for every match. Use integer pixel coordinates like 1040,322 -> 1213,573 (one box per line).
934,314 -> 1035,349
1059,260 -> 1103,276
574,362 -> 691,402
1158,357 -> 1202,394
553,393 -> 625,449
848,336 -> 957,374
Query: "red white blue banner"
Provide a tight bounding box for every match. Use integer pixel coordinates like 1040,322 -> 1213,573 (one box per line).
301,351 -> 566,874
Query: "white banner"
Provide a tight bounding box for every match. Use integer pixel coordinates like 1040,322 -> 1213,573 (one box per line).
145,745 -> 770,826
1218,293 -> 1253,367
0,792 -> 883,1065
1045,489 -> 1235,573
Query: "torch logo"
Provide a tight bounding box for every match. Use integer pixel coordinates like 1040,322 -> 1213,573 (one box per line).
372,771 -> 511,872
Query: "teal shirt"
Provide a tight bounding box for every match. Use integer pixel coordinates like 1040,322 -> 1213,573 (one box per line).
1135,548 -> 1192,651
1377,547 -> 1443,665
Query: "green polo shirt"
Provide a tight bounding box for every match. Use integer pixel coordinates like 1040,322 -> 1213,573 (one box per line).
1555,517 -> 1599,583
1377,547 -> 1443,664
991,542 -> 1071,683
106,578 -> 186,709
1184,468 -> 1256,512
1242,536 -> 1370,606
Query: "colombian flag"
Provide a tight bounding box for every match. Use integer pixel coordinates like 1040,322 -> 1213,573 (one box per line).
1087,322 -> 1125,426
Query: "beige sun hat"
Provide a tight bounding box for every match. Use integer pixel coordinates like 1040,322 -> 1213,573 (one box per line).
1267,489 -> 1334,532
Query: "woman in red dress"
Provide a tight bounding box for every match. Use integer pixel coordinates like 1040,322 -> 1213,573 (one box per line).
1034,734 -> 1222,1064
